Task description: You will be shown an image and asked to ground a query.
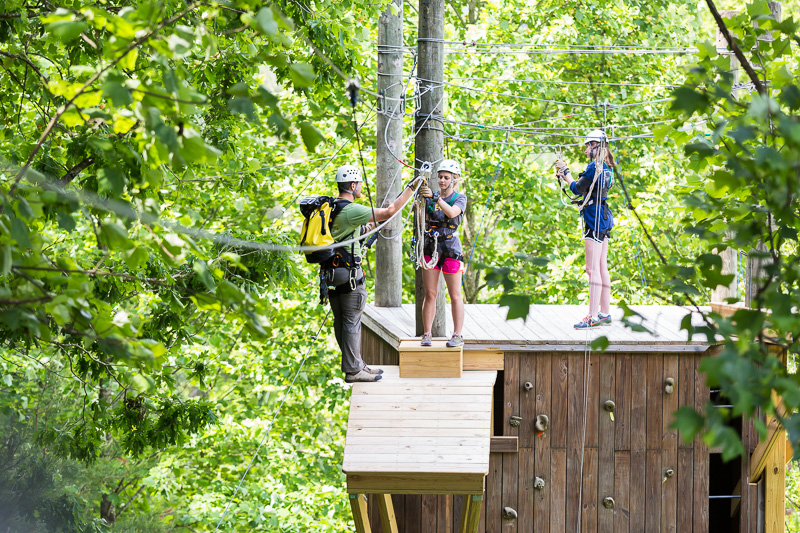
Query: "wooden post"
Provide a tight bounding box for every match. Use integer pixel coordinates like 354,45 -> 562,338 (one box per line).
349,494 -> 372,533
746,2 -> 781,309
376,493 -> 399,533
414,0 -> 446,337
375,0 -> 404,308
711,10 -> 741,305
465,494 -> 483,533
458,495 -> 472,533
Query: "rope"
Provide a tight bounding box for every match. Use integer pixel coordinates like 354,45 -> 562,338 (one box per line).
462,129 -> 510,279
349,82 -> 378,227
212,309 -> 331,532
611,134 -> 648,288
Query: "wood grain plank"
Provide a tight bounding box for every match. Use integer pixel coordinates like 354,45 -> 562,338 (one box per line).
585,353 -> 600,448
614,451 -> 630,533
662,354 -> 679,533
693,354 -> 709,533
503,353 -> 521,438
581,448 -> 598,533
502,352 -> 520,533
486,304 -> 545,341
453,495 -> 464,533
479,305 -> 528,342
599,354 -> 616,533
615,354 -> 631,451
646,355 -> 663,450
486,453 -> 502,533
463,304 -> 493,340
551,353 -> 569,449
677,354 -> 695,448
629,354 -> 647,533
534,353 -> 552,533
520,353 -> 536,448
567,353 -> 585,533
645,449 -> 662,533
551,448 -> 567,533
677,448 -> 693,533
422,495 -> 437,533
405,494 -> 421,533
518,448 -> 535,532
350,494 -> 372,533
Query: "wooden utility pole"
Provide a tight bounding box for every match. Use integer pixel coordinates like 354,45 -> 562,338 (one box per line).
414,0 -> 446,337
375,0 -> 404,307
711,10 -> 741,305
746,1 -> 781,309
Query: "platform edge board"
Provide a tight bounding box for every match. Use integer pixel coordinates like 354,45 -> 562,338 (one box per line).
347,473 -> 486,495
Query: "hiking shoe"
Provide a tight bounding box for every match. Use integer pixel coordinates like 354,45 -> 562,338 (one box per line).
446,333 -> 464,348
596,313 -> 612,326
420,333 -> 432,347
345,370 -> 382,383
363,365 -> 384,375
574,315 -> 598,329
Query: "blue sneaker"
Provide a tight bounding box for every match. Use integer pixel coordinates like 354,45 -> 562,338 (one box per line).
596,313 -> 612,326
420,333 -> 432,347
446,333 -> 464,348
574,315 -> 598,329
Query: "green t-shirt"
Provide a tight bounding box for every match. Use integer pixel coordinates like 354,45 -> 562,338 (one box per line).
331,202 -> 372,258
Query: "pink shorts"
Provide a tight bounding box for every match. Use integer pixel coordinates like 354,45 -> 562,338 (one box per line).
424,255 -> 463,274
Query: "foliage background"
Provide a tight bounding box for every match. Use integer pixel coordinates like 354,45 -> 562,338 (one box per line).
0,0 -> 799,530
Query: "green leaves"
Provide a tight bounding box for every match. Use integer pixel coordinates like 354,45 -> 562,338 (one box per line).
670,87 -> 709,116
498,293 -> 530,320
289,63 -> 316,88
299,122 -> 325,152
254,7 -> 278,36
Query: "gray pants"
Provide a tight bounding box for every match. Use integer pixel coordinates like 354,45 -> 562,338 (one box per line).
329,270 -> 366,375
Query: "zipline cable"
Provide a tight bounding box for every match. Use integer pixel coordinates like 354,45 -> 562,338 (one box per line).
212,309 -> 331,532
611,133 -> 648,288
462,129 -> 510,281
348,79 -> 378,226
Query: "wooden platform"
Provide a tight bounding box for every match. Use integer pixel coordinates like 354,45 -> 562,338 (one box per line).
399,340 -> 463,378
363,304 -> 711,353
343,366 -> 497,495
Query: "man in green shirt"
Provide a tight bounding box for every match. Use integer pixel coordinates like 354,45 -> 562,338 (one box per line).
328,164 -> 419,383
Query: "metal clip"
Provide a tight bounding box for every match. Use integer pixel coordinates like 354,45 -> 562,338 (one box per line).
349,268 -> 357,291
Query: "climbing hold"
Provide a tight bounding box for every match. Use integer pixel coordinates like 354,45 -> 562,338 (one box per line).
535,414 -> 549,433
509,415 -> 522,428
534,477 -> 545,490
502,507 -> 518,520
523,381 -> 533,392
665,468 -> 675,479
603,400 -> 616,412
665,377 -> 675,395
603,497 -> 615,509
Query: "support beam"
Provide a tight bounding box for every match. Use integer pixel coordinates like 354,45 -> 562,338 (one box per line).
349,494 -> 372,533
375,0 -> 404,307
376,494 -> 399,533
465,494 -> 483,533
765,430 -> 786,533
414,0 -> 446,337
458,495 -> 473,533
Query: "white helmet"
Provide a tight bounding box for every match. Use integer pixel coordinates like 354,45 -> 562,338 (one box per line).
584,130 -> 607,145
438,159 -> 461,176
335,164 -> 363,183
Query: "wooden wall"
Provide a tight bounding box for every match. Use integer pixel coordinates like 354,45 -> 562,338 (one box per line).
357,328 -> 758,533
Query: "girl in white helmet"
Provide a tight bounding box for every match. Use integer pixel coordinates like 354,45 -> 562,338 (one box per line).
419,159 -> 468,347
555,130 -> 616,329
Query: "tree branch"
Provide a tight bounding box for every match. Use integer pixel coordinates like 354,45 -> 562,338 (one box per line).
703,0 -> 766,94
0,50 -> 48,83
8,1 -> 203,197
57,157 -> 94,186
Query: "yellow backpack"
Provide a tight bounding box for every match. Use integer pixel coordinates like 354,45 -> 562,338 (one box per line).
299,196 -> 349,264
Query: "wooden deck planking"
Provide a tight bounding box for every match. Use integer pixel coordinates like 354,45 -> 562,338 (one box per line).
344,366 -> 496,491
551,352 -> 570,449
614,354 -> 631,451
629,356 -> 647,533
363,304 -> 712,349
